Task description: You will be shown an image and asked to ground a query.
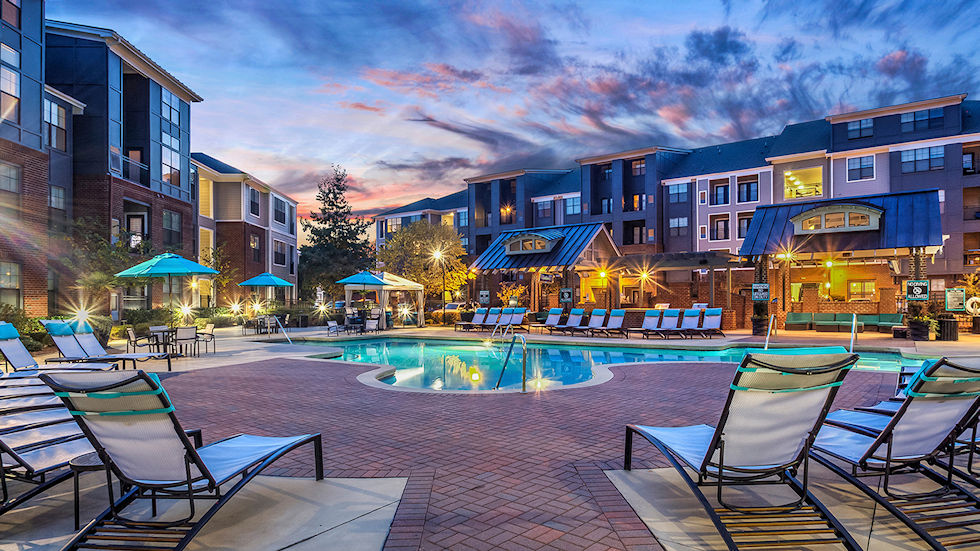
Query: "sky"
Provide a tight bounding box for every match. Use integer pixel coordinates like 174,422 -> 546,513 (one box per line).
48,0 -> 980,241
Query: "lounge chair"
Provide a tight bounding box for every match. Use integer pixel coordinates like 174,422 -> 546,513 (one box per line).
570,309 -> 606,335
508,308 -> 529,332
625,310 -> 661,339
0,323 -> 115,373
696,308 -> 725,338
530,308 -> 563,333
550,308 -> 584,334
476,308 -> 502,331
649,309 -> 681,339
326,320 -> 343,336
625,352 -> 861,551
590,309 -> 627,337
42,320 -> 172,372
673,309 -> 702,339
810,357 -> 980,550
487,308 -> 514,333
39,370 -> 323,551
455,308 -> 487,332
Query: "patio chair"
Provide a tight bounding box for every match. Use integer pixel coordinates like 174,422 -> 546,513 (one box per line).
477,308 -> 502,331
196,323 -> 216,354
172,326 -> 198,357
0,323 -> 115,373
508,308 -> 529,332
625,352 -> 862,551
149,325 -> 170,350
696,308 -> 725,338
550,308 -> 585,334
589,309 -> 627,337
364,318 -> 380,333
570,309 -> 606,335
625,310 -> 661,339
326,320 -> 344,336
649,309 -> 681,338
671,309 -> 702,339
126,327 -> 156,354
455,308 -> 487,331
810,357 -> 980,550
42,320 -> 173,372
530,308 -> 563,333
39,370 -> 323,551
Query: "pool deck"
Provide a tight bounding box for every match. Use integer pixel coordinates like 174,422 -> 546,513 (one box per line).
9,325 -> 980,550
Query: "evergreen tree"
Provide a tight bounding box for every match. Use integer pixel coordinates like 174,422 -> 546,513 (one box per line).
299,165 -> 373,297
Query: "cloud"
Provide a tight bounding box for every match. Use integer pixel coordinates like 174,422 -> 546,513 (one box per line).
340,101 -> 386,114
685,26 -> 753,66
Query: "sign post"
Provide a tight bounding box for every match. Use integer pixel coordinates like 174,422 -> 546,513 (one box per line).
478,290 -> 490,304
945,287 -> 966,311
906,280 -> 929,301
751,283 -> 769,302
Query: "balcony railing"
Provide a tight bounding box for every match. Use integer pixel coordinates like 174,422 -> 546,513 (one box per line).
966,249 -> 980,267
111,152 -> 150,187
964,206 -> 980,221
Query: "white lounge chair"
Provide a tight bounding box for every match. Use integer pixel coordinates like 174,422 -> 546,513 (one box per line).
625,310 -> 661,339
696,307 -> 725,338
626,352 -> 861,550
0,322 -> 114,373
530,308 -> 562,333
550,308 -> 584,334
570,309 -> 606,335
42,320 -> 173,371
455,308 -> 487,331
589,309 -> 627,337
649,309 -> 681,339
476,308 -> 502,331
39,370 -> 323,551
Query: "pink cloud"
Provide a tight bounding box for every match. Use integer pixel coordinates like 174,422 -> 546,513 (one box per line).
876,50 -> 927,79
657,103 -> 691,130
340,100 -> 386,114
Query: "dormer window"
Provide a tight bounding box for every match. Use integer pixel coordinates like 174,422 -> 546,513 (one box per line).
503,231 -> 563,255
791,204 -> 882,235
901,108 -> 943,132
847,118 -> 873,139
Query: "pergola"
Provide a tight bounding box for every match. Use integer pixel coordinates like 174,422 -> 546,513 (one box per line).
342,272 -> 425,329
615,251 -> 743,308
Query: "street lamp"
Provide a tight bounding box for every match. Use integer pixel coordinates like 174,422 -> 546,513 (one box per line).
432,249 -> 446,325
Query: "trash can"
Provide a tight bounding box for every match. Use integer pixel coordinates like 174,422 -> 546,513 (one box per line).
937,316 -> 959,341
973,316 -> 980,334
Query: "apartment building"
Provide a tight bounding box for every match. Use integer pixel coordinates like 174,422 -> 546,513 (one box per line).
374,189 -> 468,248
191,153 -> 299,305
377,93 -> 980,317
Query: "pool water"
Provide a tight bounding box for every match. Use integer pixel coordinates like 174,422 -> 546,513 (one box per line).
317,338 -> 929,391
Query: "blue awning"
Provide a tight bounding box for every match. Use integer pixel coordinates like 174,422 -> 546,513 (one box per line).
739,190 -> 943,257
470,223 -> 614,271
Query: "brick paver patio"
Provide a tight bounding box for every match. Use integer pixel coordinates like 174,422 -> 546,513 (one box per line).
159,358 -> 896,550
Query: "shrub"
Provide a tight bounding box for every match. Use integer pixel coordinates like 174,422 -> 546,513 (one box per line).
210,314 -> 237,328
19,336 -> 43,352
0,304 -> 42,333
109,325 -> 132,340
122,308 -> 171,326
430,311 -> 460,325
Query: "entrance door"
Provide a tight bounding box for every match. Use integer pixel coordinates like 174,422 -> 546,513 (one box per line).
126,214 -> 146,249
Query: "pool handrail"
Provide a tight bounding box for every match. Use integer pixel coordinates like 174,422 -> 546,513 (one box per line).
494,333 -> 527,392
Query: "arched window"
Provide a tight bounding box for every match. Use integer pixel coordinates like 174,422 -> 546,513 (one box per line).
790,204 -> 882,235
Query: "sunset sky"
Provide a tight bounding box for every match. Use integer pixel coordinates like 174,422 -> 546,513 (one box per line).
49,0 -> 980,239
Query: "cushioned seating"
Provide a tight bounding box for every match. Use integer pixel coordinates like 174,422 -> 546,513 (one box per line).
835,313 -> 863,332
813,313 -> 837,332
876,313 -> 904,332
857,314 -> 879,329
784,312 -> 812,330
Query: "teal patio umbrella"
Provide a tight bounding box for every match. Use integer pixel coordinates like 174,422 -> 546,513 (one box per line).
238,272 -> 295,306
116,253 -> 219,312
337,271 -> 389,309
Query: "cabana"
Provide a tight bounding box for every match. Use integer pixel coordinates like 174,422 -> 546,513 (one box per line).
340,271 -> 425,329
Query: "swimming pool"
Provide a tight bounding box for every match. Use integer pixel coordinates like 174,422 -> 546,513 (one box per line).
311,337 -> 929,392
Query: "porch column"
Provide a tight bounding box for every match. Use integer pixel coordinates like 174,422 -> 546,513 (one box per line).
709,269 -> 715,308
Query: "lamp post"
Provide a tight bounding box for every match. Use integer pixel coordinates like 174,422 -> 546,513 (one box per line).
432,250 -> 446,325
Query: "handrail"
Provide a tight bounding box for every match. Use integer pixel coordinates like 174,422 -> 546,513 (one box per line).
849,313 -> 857,353
763,313 -> 776,349
273,316 -> 292,344
493,334 -> 527,392
490,323 -> 513,343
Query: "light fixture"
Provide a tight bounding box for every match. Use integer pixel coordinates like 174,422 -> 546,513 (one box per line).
825,260 -> 833,268
179,304 -> 193,317
825,282 -> 831,288
229,302 -> 242,313
599,271 -> 607,278
639,271 -> 649,280
432,250 -> 443,260
73,308 -> 90,322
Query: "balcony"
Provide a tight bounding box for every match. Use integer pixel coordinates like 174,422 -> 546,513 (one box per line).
111,152 -> 149,187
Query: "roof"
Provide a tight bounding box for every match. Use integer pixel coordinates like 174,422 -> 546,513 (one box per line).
663,136 -> 774,180
470,223 -> 617,272
43,85 -> 85,114
191,152 -> 243,175
738,190 -> 943,256
377,189 -> 467,217
529,168 -> 580,198
46,20 -> 203,103
464,168 -> 570,184
825,93 -> 967,123
575,145 -> 689,165
766,120 -> 831,159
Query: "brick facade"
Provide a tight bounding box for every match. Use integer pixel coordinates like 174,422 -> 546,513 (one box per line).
215,221 -> 267,305
0,140 -> 49,316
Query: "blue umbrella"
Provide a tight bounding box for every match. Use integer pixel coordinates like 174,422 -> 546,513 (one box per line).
116,253 -> 219,312
238,272 -> 295,288
336,271 -> 388,286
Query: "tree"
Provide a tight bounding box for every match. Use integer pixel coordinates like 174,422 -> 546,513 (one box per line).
299,165 -> 373,297
200,244 -> 239,304
377,221 -> 467,299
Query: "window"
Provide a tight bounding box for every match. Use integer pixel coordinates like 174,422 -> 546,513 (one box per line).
1,0 -> 19,28
631,159 -> 646,176
737,213 -> 753,239
161,130 -> 180,186
710,216 -> 729,240
668,217 -> 688,237
457,210 -> 468,227
249,187 -> 260,216
0,44 -> 17,68
199,227 -> 213,263
500,204 -> 515,224
847,118 -> 873,139
274,197 -> 286,224
598,197 -> 611,214
288,204 -> 296,234
825,212 -> 845,229
386,217 -> 401,234
848,212 -> 870,227
199,178 -> 213,218
783,167 -> 822,199
289,245 -> 295,275
668,183 -> 688,203
699,225 -> 707,239
161,88 -> 180,126
802,216 -> 821,231
43,99 -> 67,151
848,280 -> 875,301
901,108 -> 943,132
623,221 -> 645,245
162,210 -> 181,247
250,234 -> 261,262
598,164 -> 612,181
737,176 -> 758,203
846,155 -> 874,181
964,153 -> 976,175
0,261 -> 19,307
565,196 -> 581,215
0,161 -> 19,218
535,200 -> 552,220
460,236 -> 469,249
48,186 -> 65,210
1,66 -> 18,123
623,194 -> 644,212
900,146 -> 944,173
709,179 -> 729,205
273,241 -> 287,266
